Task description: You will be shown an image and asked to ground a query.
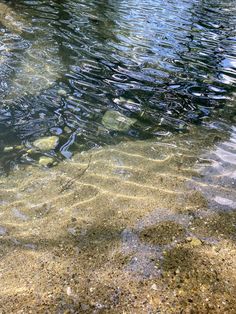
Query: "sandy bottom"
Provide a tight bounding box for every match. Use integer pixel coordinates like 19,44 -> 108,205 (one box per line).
0,126 -> 235,313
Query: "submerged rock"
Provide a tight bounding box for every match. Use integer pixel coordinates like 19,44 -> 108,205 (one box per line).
57,89 -> 67,96
38,156 -> 54,167
151,283 -> 158,291
15,145 -> 23,150
186,237 -> 202,247
3,146 -> 14,153
33,136 -> 59,151
102,110 -> 137,131
3,145 -> 23,153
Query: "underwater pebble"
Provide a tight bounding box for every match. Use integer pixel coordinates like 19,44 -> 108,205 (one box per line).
27,149 -> 34,154
3,146 -> 13,152
66,286 -> 72,296
38,156 -> 54,167
187,237 -> 202,247
15,145 -> 23,150
151,284 -> 158,291
33,136 -> 59,151
57,88 -> 67,96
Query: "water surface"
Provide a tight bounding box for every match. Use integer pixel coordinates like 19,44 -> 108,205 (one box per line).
0,1 -> 236,312
0,0 -> 235,171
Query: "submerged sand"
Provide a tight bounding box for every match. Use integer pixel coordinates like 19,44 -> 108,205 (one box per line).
0,126 -> 235,313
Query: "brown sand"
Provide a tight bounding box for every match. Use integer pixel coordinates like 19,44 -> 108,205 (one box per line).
0,126 -> 235,313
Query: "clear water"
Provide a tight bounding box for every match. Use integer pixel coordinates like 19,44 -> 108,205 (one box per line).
0,0 -> 235,172
0,2 -> 236,311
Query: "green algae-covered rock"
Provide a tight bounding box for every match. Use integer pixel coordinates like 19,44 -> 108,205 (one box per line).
102,110 -> 137,131
33,136 -> 59,151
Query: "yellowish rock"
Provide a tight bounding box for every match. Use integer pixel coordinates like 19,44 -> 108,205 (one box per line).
33,136 -> 59,151
187,237 -> 202,247
15,145 -> 23,150
38,156 -> 54,167
27,149 -> 34,154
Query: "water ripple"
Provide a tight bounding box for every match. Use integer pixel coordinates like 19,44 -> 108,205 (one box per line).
0,0 -> 235,170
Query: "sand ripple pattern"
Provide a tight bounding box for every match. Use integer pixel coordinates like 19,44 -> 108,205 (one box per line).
0,127 -> 235,311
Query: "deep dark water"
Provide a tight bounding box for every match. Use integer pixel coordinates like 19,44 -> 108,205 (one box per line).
0,0 -> 235,172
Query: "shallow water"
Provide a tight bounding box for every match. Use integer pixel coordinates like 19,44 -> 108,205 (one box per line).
0,126 -> 235,312
0,0 -> 235,170
0,0 -> 236,312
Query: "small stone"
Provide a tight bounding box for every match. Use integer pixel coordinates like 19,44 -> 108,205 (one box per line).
3,146 -> 13,152
66,286 -> 72,296
57,89 -> 67,96
187,237 -> 202,247
39,156 -> 54,167
33,136 -> 59,151
15,145 -> 23,150
27,149 -> 34,154
151,284 -> 158,291
178,289 -> 184,296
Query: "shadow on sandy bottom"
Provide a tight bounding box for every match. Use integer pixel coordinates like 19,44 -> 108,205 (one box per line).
0,126 -> 235,313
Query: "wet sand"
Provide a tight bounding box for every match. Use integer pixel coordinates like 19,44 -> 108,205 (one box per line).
0,126 -> 235,313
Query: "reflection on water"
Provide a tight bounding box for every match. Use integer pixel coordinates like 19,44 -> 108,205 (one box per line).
0,0 -> 235,171
193,126 -> 236,211
0,2 -> 63,103
0,2 -> 28,34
